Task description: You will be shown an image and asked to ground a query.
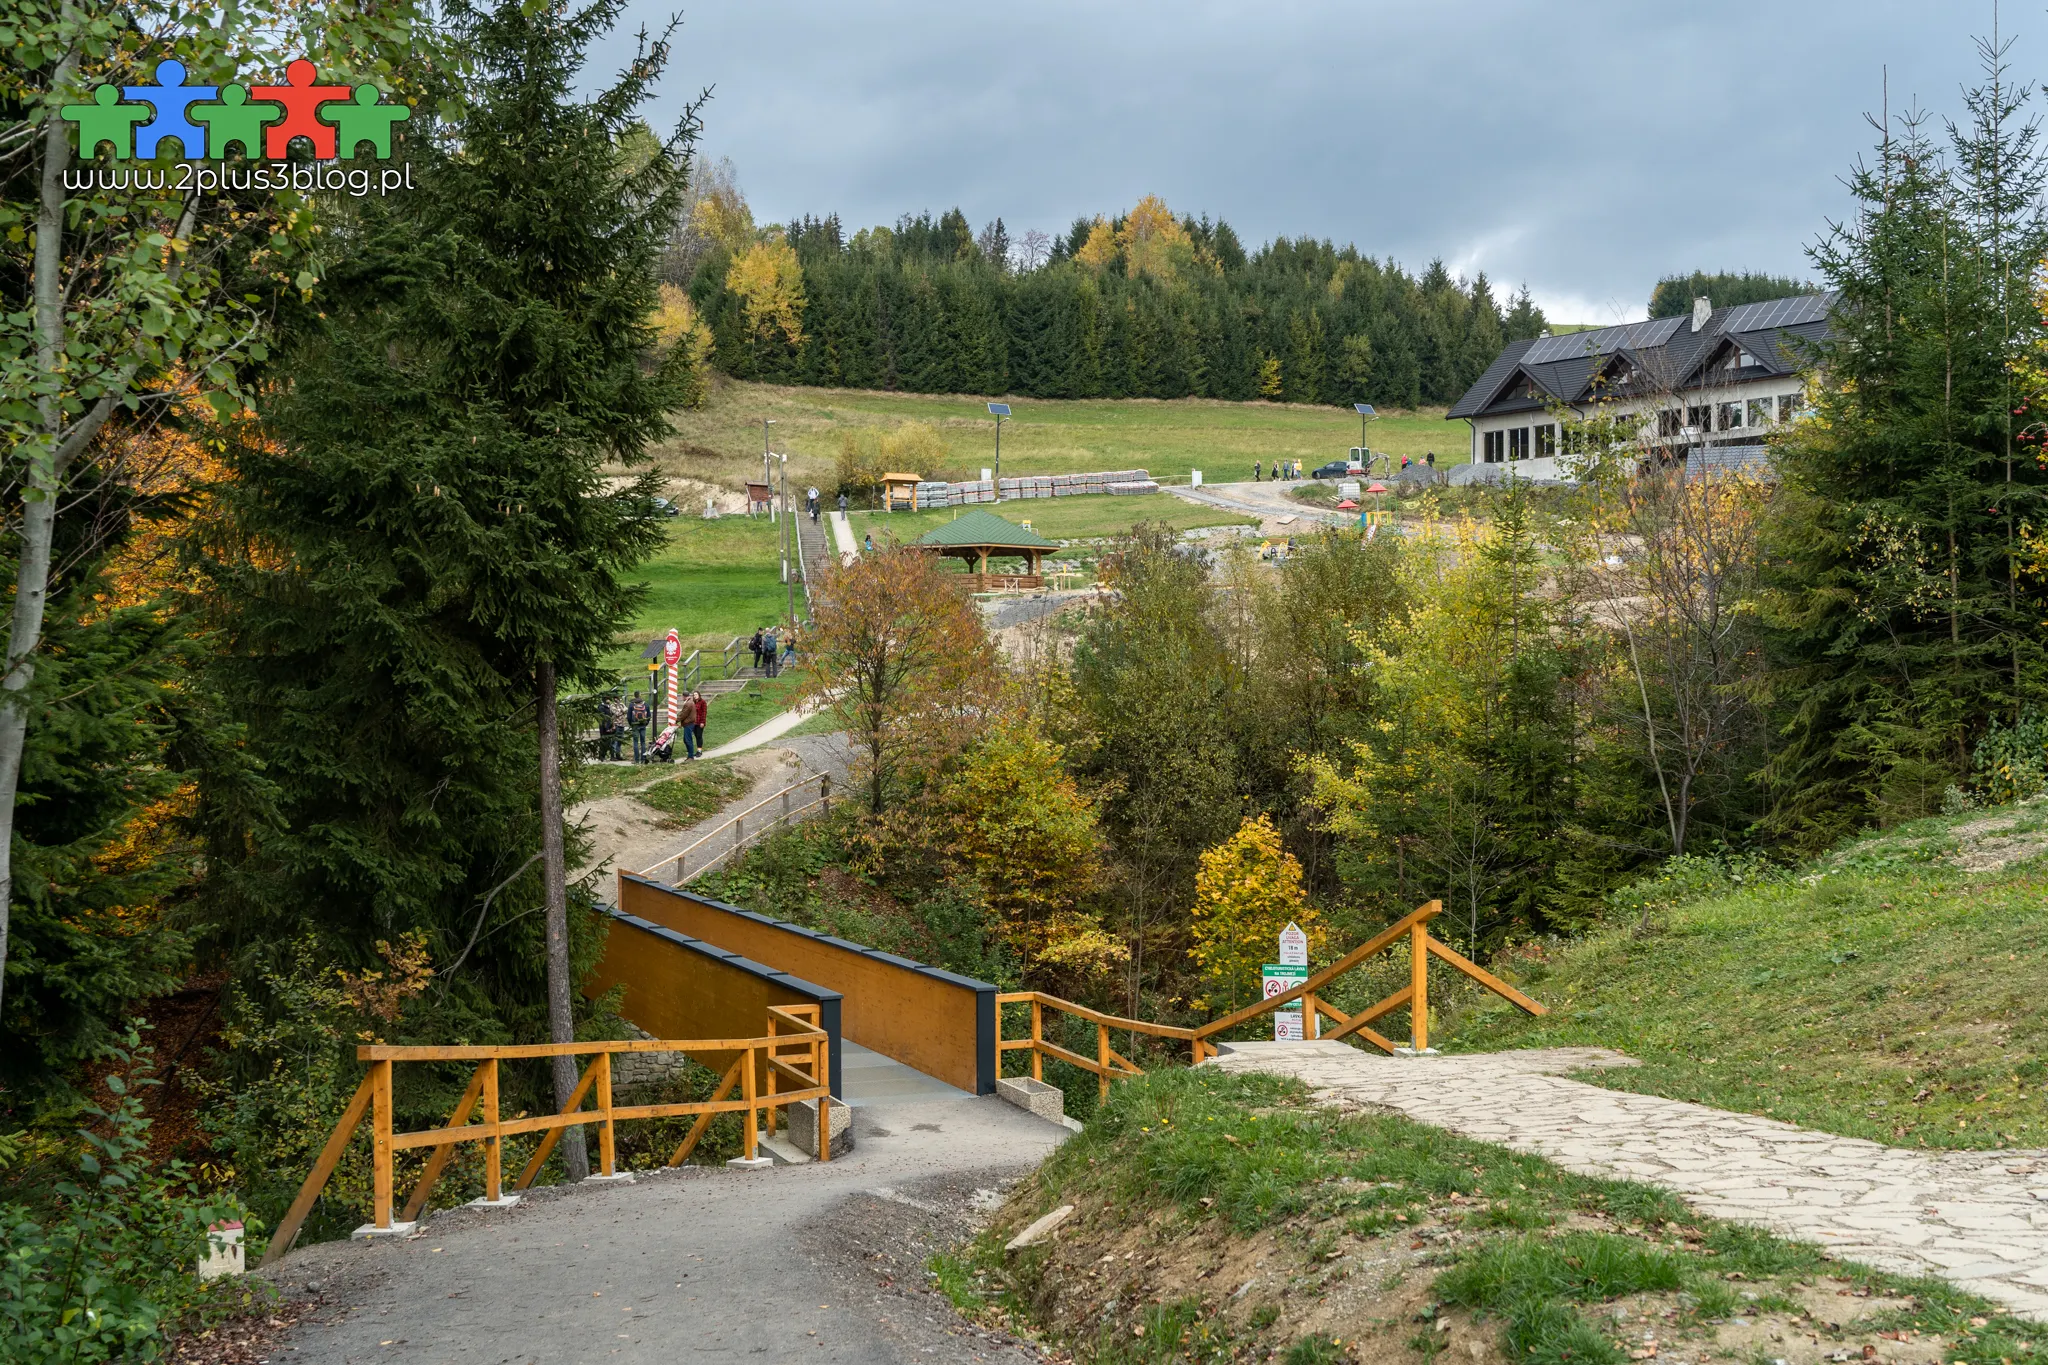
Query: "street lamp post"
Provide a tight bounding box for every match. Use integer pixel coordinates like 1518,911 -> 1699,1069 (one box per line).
987,402 -> 1010,487
762,418 -> 776,522
778,453 -> 796,624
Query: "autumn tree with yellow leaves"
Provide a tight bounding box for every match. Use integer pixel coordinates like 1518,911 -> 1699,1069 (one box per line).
1189,815 -> 1318,1011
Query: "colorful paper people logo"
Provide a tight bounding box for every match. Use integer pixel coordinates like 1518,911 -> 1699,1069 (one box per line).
63,58 -> 410,162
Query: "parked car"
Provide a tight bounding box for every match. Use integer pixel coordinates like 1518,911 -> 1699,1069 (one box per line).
647,496 -> 681,517
1312,460 -> 1362,479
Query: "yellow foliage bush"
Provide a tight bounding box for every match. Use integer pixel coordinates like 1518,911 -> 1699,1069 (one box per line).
1189,814 -> 1318,1010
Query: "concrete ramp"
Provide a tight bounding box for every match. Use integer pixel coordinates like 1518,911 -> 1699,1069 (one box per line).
838,1041 -> 971,1106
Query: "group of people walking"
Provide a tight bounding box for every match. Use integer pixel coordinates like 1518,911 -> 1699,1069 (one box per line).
595,688 -> 710,764
749,624 -> 795,678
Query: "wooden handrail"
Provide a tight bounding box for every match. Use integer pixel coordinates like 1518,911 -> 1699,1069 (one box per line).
635,771 -> 833,883
992,898 -> 1547,1102
262,1009 -> 834,1268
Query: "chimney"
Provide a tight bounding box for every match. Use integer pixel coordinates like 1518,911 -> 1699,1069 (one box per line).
1691,296 -> 1712,332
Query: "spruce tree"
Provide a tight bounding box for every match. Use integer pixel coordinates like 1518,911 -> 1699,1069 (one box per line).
206,0 -> 686,1171
1767,47 -> 2048,839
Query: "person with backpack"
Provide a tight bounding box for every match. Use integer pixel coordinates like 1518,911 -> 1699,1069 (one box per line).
761,625 -> 780,677
781,625 -> 798,669
837,491 -> 849,516
749,628 -> 764,672
807,486 -> 821,521
627,691 -> 650,763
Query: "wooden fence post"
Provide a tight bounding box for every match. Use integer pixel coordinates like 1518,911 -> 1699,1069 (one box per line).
780,785 -> 791,827
1031,1000 -> 1044,1082
820,773 -> 831,815
1096,1023 -> 1110,1104
1305,991 -> 1321,1039
595,1051 -> 615,1178
482,1058 -> 501,1201
816,1030 -> 832,1163
1410,923 -> 1430,1052
371,1058 -> 394,1228
742,1044 -> 758,1161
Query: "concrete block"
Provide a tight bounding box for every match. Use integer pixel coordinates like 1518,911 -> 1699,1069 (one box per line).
351,1219 -> 419,1241
1393,1047 -> 1442,1058
726,1156 -> 774,1170
997,1076 -> 1066,1124
198,1221 -> 244,1280
759,1135 -> 810,1166
787,1097 -> 854,1159
581,1172 -> 635,1184
468,1194 -> 522,1210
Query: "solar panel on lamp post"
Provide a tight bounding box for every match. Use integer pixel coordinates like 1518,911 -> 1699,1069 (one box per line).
988,402 -> 1010,487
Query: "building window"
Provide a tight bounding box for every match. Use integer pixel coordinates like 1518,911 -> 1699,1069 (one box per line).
1508,426 -> 1530,460
1658,409 -> 1683,439
1535,423 -> 1557,457
1748,397 -> 1773,426
1718,401 -> 1743,431
1687,404 -> 1712,433
1778,391 -> 1802,422
1483,429 -> 1505,462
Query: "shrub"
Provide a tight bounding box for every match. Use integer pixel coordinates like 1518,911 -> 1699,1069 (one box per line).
0,1036 -> 253,1363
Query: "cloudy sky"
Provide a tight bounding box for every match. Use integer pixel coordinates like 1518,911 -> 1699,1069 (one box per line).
602,1 -> 2040,323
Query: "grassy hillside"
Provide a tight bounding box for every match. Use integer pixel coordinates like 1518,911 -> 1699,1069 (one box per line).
650,379 -> 1460,494
1451,802 -> 2048,1151
847,492 -> 1255,553
943,1067 -> 2040,1365
621,514 -> 788,653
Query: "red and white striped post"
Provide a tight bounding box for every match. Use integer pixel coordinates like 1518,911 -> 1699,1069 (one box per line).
662,629 -> 682,740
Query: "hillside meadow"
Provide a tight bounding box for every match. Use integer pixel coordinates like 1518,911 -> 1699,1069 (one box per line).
648,378 -> 1462,494
1450,802 -> 2048,1151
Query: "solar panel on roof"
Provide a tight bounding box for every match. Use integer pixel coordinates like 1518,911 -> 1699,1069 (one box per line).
1522,315 -> 1684,364
1720,294 -> 1833,333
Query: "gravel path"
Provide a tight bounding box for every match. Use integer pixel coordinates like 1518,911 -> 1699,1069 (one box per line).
577,733 -> 853,890
1213,1042 -> 2048,1319
262,1094 -> 1063,1363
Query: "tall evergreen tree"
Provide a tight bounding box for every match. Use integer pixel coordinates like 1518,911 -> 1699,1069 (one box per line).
1765,48 -> 2048,840
204,0 -> 687,1171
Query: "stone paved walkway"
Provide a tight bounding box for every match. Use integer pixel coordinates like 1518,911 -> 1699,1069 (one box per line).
1212,1042 -> 2048,1319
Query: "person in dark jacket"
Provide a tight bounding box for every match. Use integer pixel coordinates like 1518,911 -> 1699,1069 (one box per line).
627,692 -> 650,763
691,690 -> 708,758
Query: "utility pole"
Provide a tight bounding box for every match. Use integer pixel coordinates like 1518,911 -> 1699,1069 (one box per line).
762,417 -> 776,522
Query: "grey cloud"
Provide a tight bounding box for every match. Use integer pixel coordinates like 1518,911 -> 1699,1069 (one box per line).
599,0 -> 2038,322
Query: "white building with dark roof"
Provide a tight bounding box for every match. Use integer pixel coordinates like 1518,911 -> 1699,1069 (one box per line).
1445,293 -> 1832,481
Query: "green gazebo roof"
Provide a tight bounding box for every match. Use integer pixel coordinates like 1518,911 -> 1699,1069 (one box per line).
916,509 -> 1057,550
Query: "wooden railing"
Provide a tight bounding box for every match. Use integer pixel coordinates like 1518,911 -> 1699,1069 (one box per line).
996,901 -> 1546,1101
260,1005 -> 831,1267
636,771 -> 833,884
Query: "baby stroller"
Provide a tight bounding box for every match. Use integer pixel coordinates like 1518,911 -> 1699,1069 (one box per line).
649,726 -> 677,763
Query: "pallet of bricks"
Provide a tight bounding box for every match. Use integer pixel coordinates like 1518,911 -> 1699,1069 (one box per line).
997,476 -> 1046,500
945,479 -> 998,505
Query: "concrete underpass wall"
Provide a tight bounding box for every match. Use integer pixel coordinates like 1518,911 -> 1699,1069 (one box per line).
616,875 -> 996,1095
587,909 -> 843,1099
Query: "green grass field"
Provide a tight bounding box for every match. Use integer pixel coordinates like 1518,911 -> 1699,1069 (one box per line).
651,379 -> 1461,494
1453,801 -> 2048,1151
620,514 -> 790,655
847,492 -> 1254,555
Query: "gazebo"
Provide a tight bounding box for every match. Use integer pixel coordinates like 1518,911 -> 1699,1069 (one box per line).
916,509 -> 1058,590
879,472 -> 923,512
